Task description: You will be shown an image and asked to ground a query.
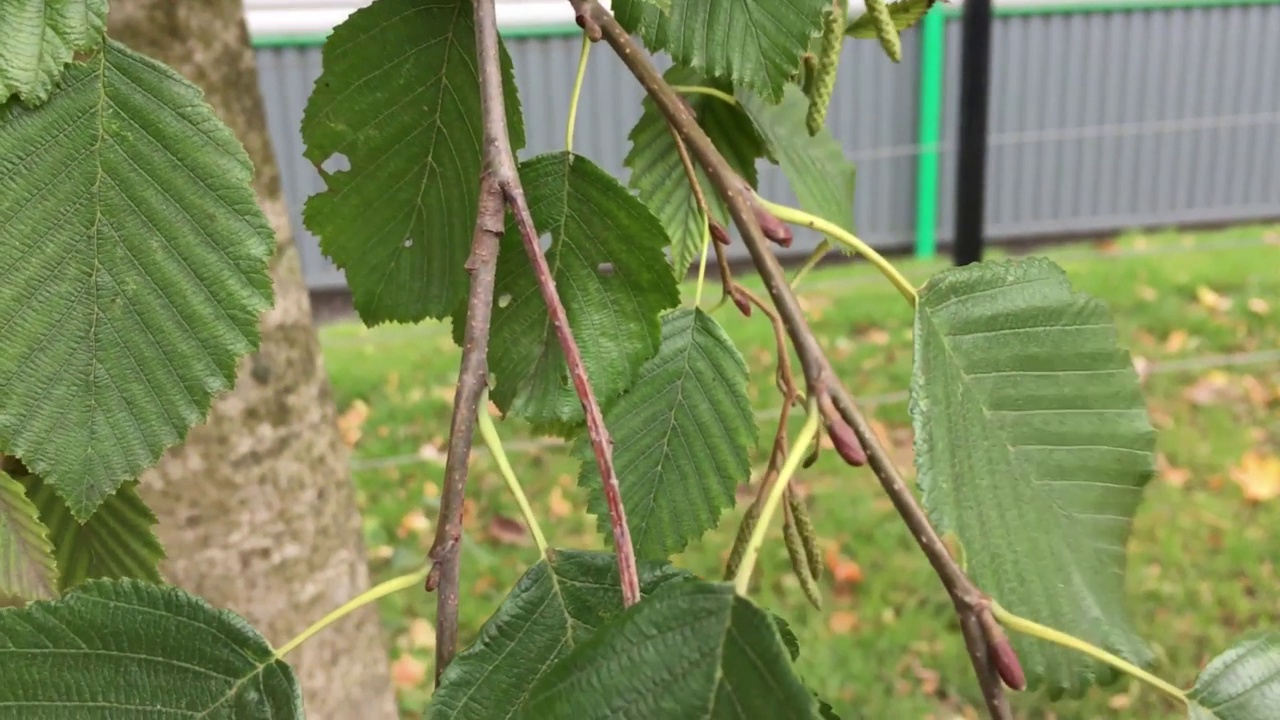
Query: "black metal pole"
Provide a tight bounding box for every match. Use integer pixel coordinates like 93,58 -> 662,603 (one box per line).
953,0 -> 993,266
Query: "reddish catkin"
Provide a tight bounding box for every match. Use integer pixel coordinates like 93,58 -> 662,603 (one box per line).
731,289 -> 753,318
709,220 -> 732,246
753,204 -> 794,248
990,636 -> 1027,691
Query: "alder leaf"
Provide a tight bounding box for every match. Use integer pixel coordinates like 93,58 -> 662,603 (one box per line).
0,471 -> 57,602
739,86 -> 857,241
0,578 -> 302,717
521,580 -> 815,718
577,309 -> 756,559
302,0 -> 525,325
846,0 -> 937,38
0,41 -> 275,519
910,257 -> 1156,697
428,549 -> 692,719
464,152 -> 680,432
19,472 -> 163,592
625,67 -> 764,278
1187,633 -> 1280,720
0,0 -> 107,106
614,0 -> 827,102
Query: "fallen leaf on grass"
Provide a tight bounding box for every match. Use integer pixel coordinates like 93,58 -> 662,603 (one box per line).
1248,297 -> 1271,316
487,514 -> 529,546
390,654 -> 427,690
828,610 -> 859,634
397,509 -> 430,538
1195,285 -> 1233,312
548,485 -> 574,518
824,545 -> 864,586
1230,451 -> 1280,504
337,399 -> 370,447
1136,284 -> 1158,302
858,327 -> 891,346
408,618 -> 436,650
1163,329 -> 1189,354
416,443 -> 446,464
1131,355 -> 1152,384
1183,370 -> 1235,406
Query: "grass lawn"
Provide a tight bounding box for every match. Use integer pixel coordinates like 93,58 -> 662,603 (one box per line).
319,225 -> 1280,719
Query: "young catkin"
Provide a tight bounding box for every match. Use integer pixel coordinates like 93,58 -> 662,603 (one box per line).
805,6 -> 845,136
786,488 -> 823,582
783,499 -> 823,610
866,0 -> 902,63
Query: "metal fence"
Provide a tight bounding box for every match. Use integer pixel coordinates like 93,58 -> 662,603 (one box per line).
251,1 -> 1280,291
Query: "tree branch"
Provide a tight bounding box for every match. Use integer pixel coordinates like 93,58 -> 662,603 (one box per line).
475,0 -> 642,607
569,4 -> 1012,716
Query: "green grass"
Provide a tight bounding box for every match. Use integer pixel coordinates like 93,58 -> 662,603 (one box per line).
319,225 -> 1280,718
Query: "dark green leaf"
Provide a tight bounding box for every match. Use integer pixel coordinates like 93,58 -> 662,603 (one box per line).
302,0 -> 525,325
0,578 -> 302,718
429,549 -> 692,719
0,471 -> 56,602
577,309 -> 756,559
521,580 -> 815,718
19,473 -> 163,592
614,0 -> 827,102
846,0 -> 936,38
0,0 -> 107,106
0,41 -> 275,518
625,67 -> 764,278
1187,633 -> 1280,719
910,257 -> 1156,697
466,152 -> 680,431
739,86 -> 857,241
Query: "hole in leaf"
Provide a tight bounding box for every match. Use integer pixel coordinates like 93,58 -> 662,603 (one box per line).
320,153 -> 350,173
539,235 -> 553,252
498,294 -> 512,308
596,263 -> 615,276
403,237 -> 414,248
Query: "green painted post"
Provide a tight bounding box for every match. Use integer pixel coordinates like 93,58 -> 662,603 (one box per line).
914,7 -> 946,260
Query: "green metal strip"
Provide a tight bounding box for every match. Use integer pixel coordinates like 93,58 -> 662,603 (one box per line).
913,6 -> 946,260
941,0 -> 1280,17
250,22 -> 583,48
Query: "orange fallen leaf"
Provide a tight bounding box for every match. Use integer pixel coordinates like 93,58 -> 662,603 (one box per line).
336,399 -> 370,447
1156,454 -> 1191,488
859,327 -> 891,346
487,514 -> 529,546
548,485 -> 574,519
1183,370 -> 1234,406
390,654 -> 427,690
1230,451 -> 1280,504
824,545 -> 864,586
1163,329 -> 1189,354
1247,297 -> 1271,316
397,509 -> 430,539
416,443 -> 447,465
828,610 -> 859,634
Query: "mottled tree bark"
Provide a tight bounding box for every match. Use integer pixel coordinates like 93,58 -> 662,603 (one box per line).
106,3 -> 398,718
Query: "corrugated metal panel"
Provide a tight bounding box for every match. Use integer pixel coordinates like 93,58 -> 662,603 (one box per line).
256,4 -> 1280,291
935,4 -> 1280,244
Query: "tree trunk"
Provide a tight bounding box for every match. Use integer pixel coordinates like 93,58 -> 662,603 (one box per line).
106,3 -> 398,719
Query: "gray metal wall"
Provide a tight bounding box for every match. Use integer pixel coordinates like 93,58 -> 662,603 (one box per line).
254,4 -> 1280,292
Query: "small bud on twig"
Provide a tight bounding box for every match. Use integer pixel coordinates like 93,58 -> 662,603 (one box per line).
752,203 -> 793,248
709,220 -> 732,246
826,415 -> 867,466
990,635 -> 1026,691
731,290 -> 752,318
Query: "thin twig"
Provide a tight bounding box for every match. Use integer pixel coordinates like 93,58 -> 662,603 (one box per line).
570,4 -> 1011,716
426,174 -> 502,682
484,0 -> 642,607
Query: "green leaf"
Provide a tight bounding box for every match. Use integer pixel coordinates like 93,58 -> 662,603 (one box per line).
909,257 -> 1157,697
429,549 -> 692,719
0,0 -> 107,106
1187,633 -> 1280,720
625,67 -> 764,278
0,471 -> 56,602
614,0 -> 827,102
19,472 -> 163,592
521,580 -> 815,718
577,308 -> 756,559
739,86 -> 857,241
0,578 -> 302,717
0,41 -> 276,519
846,0 -> 936,38
301,0 -> 525,325
466,152 -> 680,431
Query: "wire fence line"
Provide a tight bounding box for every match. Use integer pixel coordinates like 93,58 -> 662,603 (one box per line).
347,347 -> 1280,473
319,232 -> 1278,351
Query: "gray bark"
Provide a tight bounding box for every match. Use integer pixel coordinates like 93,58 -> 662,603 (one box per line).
106,3 -> 398,718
